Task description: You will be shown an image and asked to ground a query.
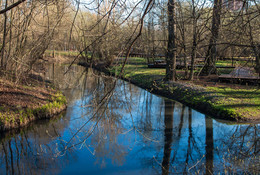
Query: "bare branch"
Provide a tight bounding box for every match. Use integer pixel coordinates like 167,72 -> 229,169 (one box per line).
0,0 -> 26,14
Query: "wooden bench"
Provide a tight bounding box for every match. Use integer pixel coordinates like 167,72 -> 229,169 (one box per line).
219,67 -> 260,84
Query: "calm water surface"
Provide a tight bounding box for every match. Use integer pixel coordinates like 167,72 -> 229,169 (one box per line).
0,64 -> 259,174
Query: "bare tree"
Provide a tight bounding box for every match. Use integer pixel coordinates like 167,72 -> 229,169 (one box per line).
201,0 -> 222,75
165,0 -> 177,81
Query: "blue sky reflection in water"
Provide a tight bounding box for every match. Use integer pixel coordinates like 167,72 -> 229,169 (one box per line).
0,65 -> 259,174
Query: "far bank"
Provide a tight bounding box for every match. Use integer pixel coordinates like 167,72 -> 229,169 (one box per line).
79,60 -> 260,122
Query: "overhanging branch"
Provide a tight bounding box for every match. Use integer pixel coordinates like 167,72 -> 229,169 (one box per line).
0,0 -> 26,14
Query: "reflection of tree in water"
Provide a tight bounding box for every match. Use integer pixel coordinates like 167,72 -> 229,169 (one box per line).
91,120 -> 127,168
8,64 -> 257,173
44,66 -> 131,168
0,66 -> 126,174
205,117 -> 213,175
45,64 -> 91,104
0,115 -> 72,174
0,64 -> 95,174
159,109 -> 258,174
66,73 -> 133,168
156,101 -> 212,174
54,67 -> 260,173
162,99 -> 175,175
68,71 -> 173,169
92,77 -> 126,166
139,91 -> 153,135
216,124 -> 260,173
136,90 -> 164,143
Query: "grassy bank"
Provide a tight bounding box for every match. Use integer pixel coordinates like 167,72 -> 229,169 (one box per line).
0,77 -> 67,132
106,58 -> 259,122
44,50 -> 80,57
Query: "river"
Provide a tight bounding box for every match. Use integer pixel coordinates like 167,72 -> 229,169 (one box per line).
0,64 -> 259,174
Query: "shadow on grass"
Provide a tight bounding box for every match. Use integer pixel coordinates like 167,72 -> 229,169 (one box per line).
219,104 -> 260,108
216,90 -> 260,99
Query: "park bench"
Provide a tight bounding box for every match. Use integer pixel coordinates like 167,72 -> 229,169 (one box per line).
218,67 -> 260,84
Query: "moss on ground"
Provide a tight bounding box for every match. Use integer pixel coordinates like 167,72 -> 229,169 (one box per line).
0,78 -> 67,132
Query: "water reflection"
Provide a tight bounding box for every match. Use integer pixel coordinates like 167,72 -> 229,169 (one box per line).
0,115 -> 71,174
205,118 -> 213,175
0,64 -> 259,174
162,99 -> 174,175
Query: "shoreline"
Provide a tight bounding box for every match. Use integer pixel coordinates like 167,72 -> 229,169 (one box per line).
0,76 -> 67,132
82,63 -> 259,123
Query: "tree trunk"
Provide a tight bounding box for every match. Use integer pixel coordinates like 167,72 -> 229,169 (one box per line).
201,0 -> 222,75
246,11 -> 260,77
189,0 -> 197,80
165,0 -> 177,81
0,0 -> 8,68
256,45 -> 260,77
178,9 -> 188,79
189,41 -> 197,80
183,44 -> 188,79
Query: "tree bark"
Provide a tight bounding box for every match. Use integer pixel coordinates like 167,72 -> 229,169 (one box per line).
201,0 -> 222,75
0,0 -> 8,68
178,5 -> 188,79
189,37 -> 197,80
255,45 -> 260,77
189,0 -> 198,80
165,0 -> 177,81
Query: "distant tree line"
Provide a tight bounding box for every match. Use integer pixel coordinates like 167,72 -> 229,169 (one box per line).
0,0 -> 259,81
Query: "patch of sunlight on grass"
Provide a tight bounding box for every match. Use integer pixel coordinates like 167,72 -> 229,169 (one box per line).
207,87 -> 260,118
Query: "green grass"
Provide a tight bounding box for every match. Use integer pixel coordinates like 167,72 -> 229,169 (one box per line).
32,92 -> 67,117
216,60 -> 254,67
206,87 -> 260,119
109,64 -> 165,87
114,57 -> 164,65
106,57 -> 260,120
125,57 -> 148,64
0,91 -> 67,130
44,50 -> 88,57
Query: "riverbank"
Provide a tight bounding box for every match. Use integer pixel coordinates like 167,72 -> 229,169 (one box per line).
0,74 -> 67,132
82,61 -> 260,122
